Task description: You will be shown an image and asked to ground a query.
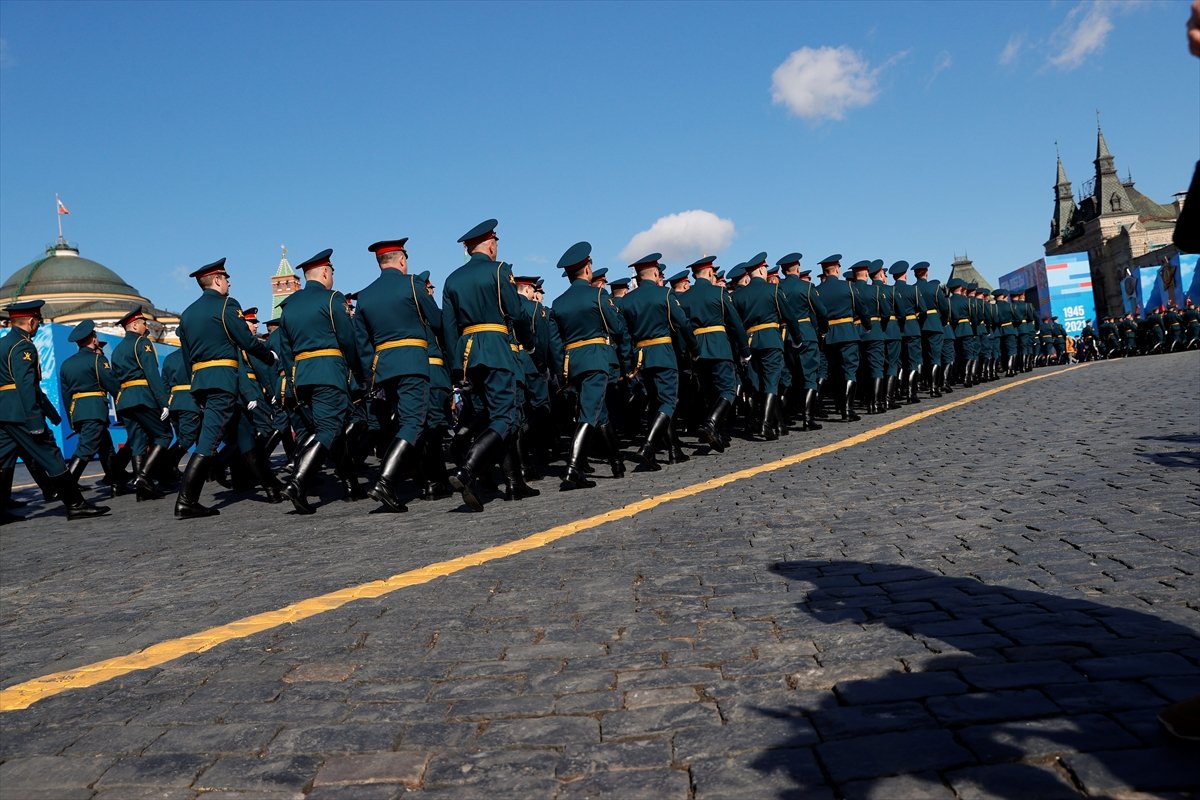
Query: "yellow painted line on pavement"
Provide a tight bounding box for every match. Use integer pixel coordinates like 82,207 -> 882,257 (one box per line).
0,364 -> 1088,712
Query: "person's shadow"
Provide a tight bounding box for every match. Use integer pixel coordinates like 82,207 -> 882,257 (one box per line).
1136,433 -> 1200,470
751,560 -> 1200,798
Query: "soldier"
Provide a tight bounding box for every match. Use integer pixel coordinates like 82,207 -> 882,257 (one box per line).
514,273 -> 563,485
259,316 -> 295,465
440,220 -> 536,511
991,289 -> 1016,375
1182,299 -> 1200,349
913,262 -> 945,396
948,279 -> 976,386
815,255 -> 869,420
677,255 -> 749,449
621,254 -> 695,469
609,278 -> 632,301
161,343 -> 201,480
1163,304 -> 1182,352
276,249 -> 364,514
848,260 -> 885,413
352,238 -> 441,512
732,252 -> 802,438
869,262 -> 901,407
550,242 -> 628,490
778,254 -> 828,429
667,270 -> 691,294
59,320 -> 131,495
1119,312 -> 1139,355
1014,289 -> 1036,371
889,261 -> 922,402
110,306 -> 173,500
173,259 -> 281,518
0,301 -> 109,522
415,270 -> 454,501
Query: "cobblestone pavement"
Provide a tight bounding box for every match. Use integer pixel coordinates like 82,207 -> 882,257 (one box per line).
1,353 -> 1198,799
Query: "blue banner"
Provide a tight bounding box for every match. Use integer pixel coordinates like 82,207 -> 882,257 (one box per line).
1043,253 -> 1096,336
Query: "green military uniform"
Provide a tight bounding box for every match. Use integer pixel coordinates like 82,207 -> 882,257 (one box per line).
59,320 -> 129,491
276,249 -> 364,513
816,256 -> 871,418
873,264 -> 902,408
439,220 -> 536,510
551,242 -> 628,489
678,256 -> 750,448
888,263 -> 923,402
415,271 -> 453,501
0,301 -> 108,522
732,253 -> 802,437
1182,303 -> 1200,348
948,280 -> 976,385
162,348 -> 200,452
993,290 -> 1018,375
915,266 -> 946,394
110,308 -> 172,454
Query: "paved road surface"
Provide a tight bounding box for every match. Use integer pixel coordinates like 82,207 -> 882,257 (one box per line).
1,353 -> 1198,799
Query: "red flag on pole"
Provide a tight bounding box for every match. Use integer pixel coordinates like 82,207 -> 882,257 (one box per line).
56,196 -> 70,215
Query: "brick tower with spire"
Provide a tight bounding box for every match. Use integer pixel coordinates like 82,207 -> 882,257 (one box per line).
270,245 -> 299,318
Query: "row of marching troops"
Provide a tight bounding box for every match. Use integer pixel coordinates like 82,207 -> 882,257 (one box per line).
1078,300 -> 1200,360
0,219 -> 1070,523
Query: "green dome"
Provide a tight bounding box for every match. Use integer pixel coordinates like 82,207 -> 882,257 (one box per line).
1,242 -> 177,324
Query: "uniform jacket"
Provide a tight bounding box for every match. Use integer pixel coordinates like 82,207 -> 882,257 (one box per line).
440,253 -> 534,376
278,281 -> 363,389
679,277 -> 749,361
178,289 -> 275,396
950,294 -> 974,337
111,330 -> 168,411
60,346 -> 119,426
620,283 -> 695,372
780,275 -> 827,344
732,277 -> 801,352
816,278 -> 869,345
161,349 -> 200,414
872,280 -> 900,341
354,269 -> 442,384
0,328 -> 47,429
915,279 -> 945,332
551,280 -> 629,380
891,281 -> 921,338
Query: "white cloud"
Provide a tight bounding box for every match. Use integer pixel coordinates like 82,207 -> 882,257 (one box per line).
770,45 -> 882,122
999,33 -> 1025,66
1049,1 -> 1114,70
927,51 -> 953,88
619,210 -> 736,265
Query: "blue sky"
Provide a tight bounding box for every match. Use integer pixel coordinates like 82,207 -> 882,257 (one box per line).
1,0 -> 1196,315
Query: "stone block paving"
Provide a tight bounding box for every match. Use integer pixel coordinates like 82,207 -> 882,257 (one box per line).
1,353 -> 1198,798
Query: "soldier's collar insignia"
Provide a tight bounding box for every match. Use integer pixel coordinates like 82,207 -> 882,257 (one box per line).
22,352 -> 32,361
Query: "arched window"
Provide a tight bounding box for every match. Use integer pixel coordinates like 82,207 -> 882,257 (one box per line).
1110,193 -> 1123,212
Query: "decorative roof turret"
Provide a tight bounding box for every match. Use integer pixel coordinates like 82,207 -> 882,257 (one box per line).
1093,120 -> 1133,217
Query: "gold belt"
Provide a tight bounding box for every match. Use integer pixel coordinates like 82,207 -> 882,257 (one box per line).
193,359 -> 238,371
295,348 -> 343,361
462,323 -> 509,335
565,337 -> 609,350
636,336 -> 672,348
429,357 -> 445,366
72,391 -> 106,401
746,323 -> 777,334
1001,322 -> 1013,327
0,383 -> 14,391
797,317 -> 811,323
694,325 -> 725,335
171,384 -> 191,392
376,337 -> 428,351
119,379 -> 149,389
868,316 -> 881,321
905,314 -> 919,320
957,318 -> 970,324
828,317 -> 853,325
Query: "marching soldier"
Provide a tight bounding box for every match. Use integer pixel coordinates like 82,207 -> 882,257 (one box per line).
993,289 -> 1018,375
111,306 -> 173,500
849,260 -> 886,413
550,242 -> 627,490
938,281 -> 957,389
514,273 -> 563,485
174,259 -> 281,518
59,320 -> 132,495
415,271 -> 453,501
949,279 -> 976,385
1163,305 -> 1182,352
678,255 -> 749,449
1183,299 -> 1200,348
354,238 -> 442,512
913,262 -> 946,396
815,255 -> 869,420
161,343 -> 201,479
871,261 -> 902,409
440,220 -> 536,511
276,249 -> 364,514
621,254 -> 695,469
1014,289 -> 1036,370
778,254 -> 827,429
732,252 -> 802,438
889,261 -> 923,403
0,301 -> 109,522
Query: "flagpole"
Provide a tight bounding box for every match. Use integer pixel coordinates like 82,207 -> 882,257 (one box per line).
55,194 -> 64,244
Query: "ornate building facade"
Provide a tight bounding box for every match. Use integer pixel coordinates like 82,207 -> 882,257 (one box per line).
1045,126 -> 1184,318
270,245 -> 299,318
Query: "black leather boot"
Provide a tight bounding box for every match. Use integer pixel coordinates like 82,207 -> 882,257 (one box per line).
803,389 -> 822,431
174,453 -> 219,518
282,440 -> 327,514
560,424 -> 596,491
157,444 -> 185,485
26,459 -> 58,502
55,471 -> 110,520
109,444 -> 133,482
814,379 -> 828,418
964,360 -> 975,388
599,423 -> 625,478
67,456 -> 88,483
843,381 -> 861,421
1,466 -> 24,525
98,447 -> 134,496
369,438 -> 415,512
517,426 -> 543,481
243,447 -> 284,504
667,417 -> 690,463
636,412 -> 670,471
907,370 -> 919,403
418,428 -> 453,500
699,398 -> 731,452
501,435 -> 540,500
135,445 -> 168,501
449,429 -> 502,512
760,394 -> 780,440
887,376 -> 901,409
929,366 -> 941,397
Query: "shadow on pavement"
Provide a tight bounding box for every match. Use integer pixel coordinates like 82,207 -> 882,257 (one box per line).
753,560 -> 1200,798
1135,433 -> 1200,469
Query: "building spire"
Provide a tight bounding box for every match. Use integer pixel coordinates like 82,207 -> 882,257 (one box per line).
1093,119 -> 1132,216
1050,144 -> 1077,244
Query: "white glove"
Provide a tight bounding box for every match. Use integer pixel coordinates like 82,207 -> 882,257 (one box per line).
160,407 -> 169,421
270,350 -> 279,363
247,400 -> 258,411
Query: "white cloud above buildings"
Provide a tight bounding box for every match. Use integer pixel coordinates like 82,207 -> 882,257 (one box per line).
619,210 -> 736,265
1049,1 -> 1115,70
770,45 -> 883,122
